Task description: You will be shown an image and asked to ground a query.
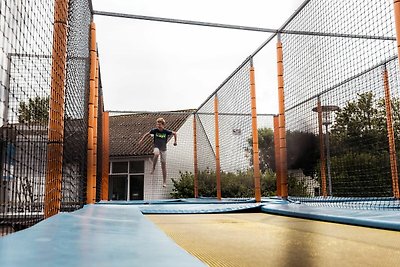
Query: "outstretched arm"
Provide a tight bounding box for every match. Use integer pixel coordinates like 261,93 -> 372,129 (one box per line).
138,132 -> 151,146
172,131 -> 177,146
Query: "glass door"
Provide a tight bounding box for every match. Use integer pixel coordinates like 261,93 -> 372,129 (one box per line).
129,175 -> 144,200
109,175 -> 127,200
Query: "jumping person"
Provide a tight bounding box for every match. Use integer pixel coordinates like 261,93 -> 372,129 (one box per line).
138,118 -> 177,187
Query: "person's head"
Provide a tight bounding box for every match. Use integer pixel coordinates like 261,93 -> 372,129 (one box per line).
156,118 -> 165,130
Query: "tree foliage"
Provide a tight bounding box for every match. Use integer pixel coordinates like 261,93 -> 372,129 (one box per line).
329,92 -> 397,196
18,96 -> 49,124
171,169 -> 310,198
330,152 -> 392,197
246,128 -> 274,173
331,92 -> 386,152
171,170 -> 277,199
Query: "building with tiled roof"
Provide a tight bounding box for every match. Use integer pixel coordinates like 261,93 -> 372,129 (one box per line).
108,110 -> 195,200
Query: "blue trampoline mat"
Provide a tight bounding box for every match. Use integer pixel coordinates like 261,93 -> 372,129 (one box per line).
98,197 -> 287,206
262,202 -> 400,231
0,205 -> 205,267
139,203 -> 263,214
98,197 -> 258,205
97,198 -> 400,231
2,198 -> 400,267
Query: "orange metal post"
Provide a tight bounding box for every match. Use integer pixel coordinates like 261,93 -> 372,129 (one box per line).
214,95 -> 222,200
394,0 -> 400,67
86,22 -> 97,204
250,60 -> 261,202
93,55 -> 99,196
383,68 -> 400,199
317,98 -> 327,197
193,115 -> 199,198
44,0 -> 69,218
101,110 -> 110,200
273,115 -> 281,197
392,0 -> 400,199
277,34 -> 288,198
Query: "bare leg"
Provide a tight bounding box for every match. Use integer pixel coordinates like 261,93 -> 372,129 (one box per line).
151,154 -> 159,174
161,162 -> 167,187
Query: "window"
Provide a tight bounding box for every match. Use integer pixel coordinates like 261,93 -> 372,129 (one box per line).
130,175 -> 144,200
112,162 -> 128,173
110,175 -> 127,200
109,160 -> 145,200
129,161 -> 144,173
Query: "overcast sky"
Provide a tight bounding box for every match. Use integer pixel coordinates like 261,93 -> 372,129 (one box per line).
91,0 -> 305,114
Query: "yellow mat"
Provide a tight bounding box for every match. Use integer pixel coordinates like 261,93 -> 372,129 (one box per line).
147,213 -> 400,267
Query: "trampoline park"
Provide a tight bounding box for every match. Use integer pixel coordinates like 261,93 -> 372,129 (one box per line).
1,0 -> 400,266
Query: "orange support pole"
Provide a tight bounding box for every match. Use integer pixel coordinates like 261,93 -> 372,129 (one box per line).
383,67 -> 400,199
273,115 -> 281,197
277,34 -> 288,198
44,0 -> 69,218
86,22 -> 97,204
101,110 -> 110,200
316,97 -> 327,197
392,0 -> 400,199
214,95 -> 222,200
394,0 -> 400,67
93,55 -> 99,197
193,114 -> 199,198
250,59 -> 261,202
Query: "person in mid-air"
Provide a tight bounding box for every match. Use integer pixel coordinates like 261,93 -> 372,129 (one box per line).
138,118 -> 177,188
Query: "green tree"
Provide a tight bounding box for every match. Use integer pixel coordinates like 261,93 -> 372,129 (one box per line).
287,174 -> 310,197
377,96 -> 400,146
18,96 -> 49,124
170,170 -> 279,199
170,169 -> 311,198
331,92 -> 386,153
330,152 -> 392,197
246,128 -> 274,173
170,171 -> 195,198
329,92 -> 395,196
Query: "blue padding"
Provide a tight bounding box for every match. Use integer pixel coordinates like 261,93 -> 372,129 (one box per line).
98,197 -> 288,206
261,203 -> 400,231
289,196 -> 396,203
97,197 -> 288,213
180,197 -> 256,204
0,205 -> 205,267
97,199 -> 185,205
139,203 -> 263,214
261,197 -> 290,204
98,197 -> 258,205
